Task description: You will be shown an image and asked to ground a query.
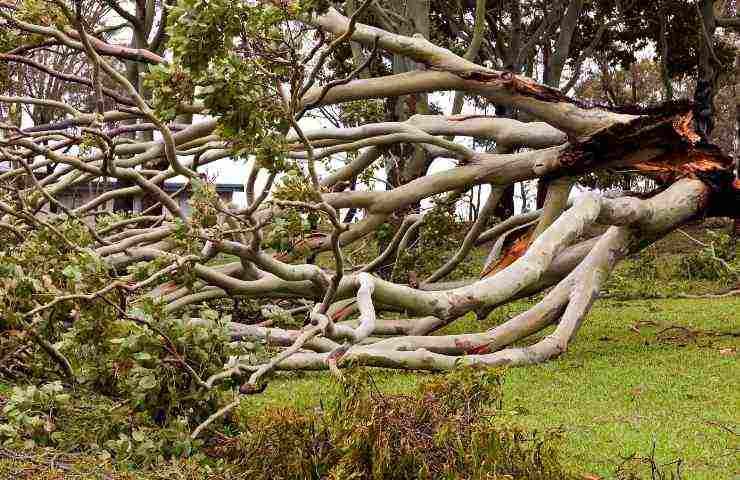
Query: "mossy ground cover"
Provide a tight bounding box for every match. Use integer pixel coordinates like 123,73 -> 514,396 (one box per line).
0,226 -> 737,479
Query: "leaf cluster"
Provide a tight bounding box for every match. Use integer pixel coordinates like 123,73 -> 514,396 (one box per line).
0,381 -> 70,448
158,1 -> 331,170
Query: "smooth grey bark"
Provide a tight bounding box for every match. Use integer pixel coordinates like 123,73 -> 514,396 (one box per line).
694,0 -> 718,137
233,180 -> 710,372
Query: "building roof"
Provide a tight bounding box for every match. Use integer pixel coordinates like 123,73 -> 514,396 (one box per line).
0,171 -> 244,194
62,181 -> 244,193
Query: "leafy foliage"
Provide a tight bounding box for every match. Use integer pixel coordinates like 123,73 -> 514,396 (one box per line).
155,0 -> 332,170
215,367 -> 574,479
0,220 -> 251,462
0,381 -> 70,448
0,219 -> 101,331
604,227 -> 739,299
392,199 -> 479,282
145,64 -> 195,121
678,231 -> 738,281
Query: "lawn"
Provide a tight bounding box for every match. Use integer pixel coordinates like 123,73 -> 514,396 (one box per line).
229,296 -> 739,479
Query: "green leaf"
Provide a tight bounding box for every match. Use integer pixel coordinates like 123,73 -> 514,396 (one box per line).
139,375 -> 158,390
61,265 -> 81,281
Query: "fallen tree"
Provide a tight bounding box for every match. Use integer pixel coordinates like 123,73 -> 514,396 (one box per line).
1,0 -> 738,439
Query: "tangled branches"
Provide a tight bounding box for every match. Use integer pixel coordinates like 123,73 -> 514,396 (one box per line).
1,0 -> 738,443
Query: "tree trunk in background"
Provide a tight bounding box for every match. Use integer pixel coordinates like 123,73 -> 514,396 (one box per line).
114,1 -> 159,213
694,0 -> 717,139
536,0 -> 585,212
491,0 -> 524,219
535,182 -> 548,209
386,0 -> 431,187
494,184 -> 516,220
659,2 -> 674,101
114,31 -> 143,213
376,0 -> 432,279
734,46 -> 740,243
518,182 -> 530,213
546,0 -> 584,88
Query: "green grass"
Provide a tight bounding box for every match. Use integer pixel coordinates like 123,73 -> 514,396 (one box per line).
228,296 -> 739,479
501,298 -> 739,478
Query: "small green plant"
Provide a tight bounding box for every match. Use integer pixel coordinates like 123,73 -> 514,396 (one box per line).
260,304 -> 301,328
103,416 -> 194,466
678,231 -> 738,281
104,303 -> 245,423
605,249 -> 663,299
264,205 -> 323,255
0,381 -> 70,448
392,199 -> 478,282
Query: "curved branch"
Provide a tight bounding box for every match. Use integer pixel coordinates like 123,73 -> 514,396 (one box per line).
291,114 -> 566,151
305,8 -> 636,136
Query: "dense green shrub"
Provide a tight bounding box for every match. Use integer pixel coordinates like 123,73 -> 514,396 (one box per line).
0,381 -> 70,448
677,231 -> 738,281
215,367 -> 574,480
0,218 -> 255,457
604,249 -> 664,299
604,229 -> 739,299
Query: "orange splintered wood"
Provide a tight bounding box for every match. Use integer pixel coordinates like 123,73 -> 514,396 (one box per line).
634,149 -> 733,183
3,330 -> 27,339
465,343 -> 494,355
478,110 -> 735,279
635,153 -> 728,176
672,112 -> 701,144
331,302 -> 356,322
161,281 -> 179,293
480,229 -> 534,279
633,111 -> 733,177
